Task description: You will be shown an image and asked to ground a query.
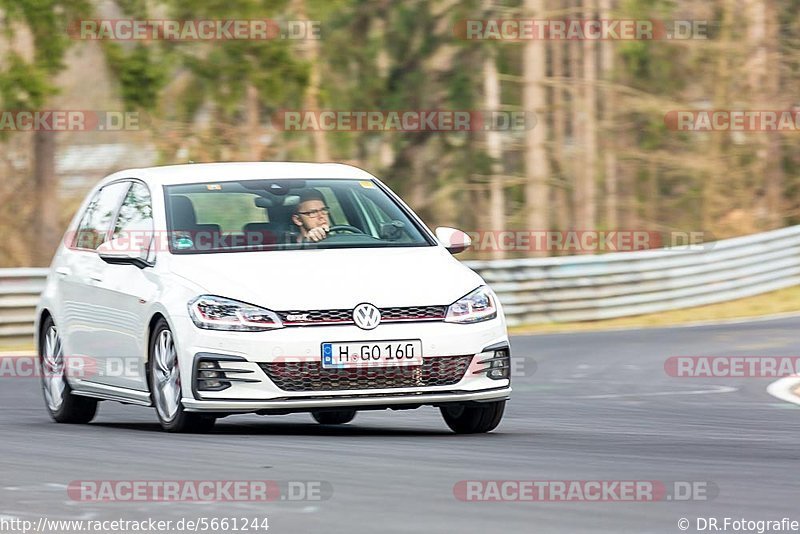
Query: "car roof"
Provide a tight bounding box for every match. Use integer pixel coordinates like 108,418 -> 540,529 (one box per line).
98,162 -> 378,188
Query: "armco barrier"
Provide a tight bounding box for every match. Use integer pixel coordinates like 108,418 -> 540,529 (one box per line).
1,225 -> 798,341
0,268 -> 49,344
465,225 -> 800,325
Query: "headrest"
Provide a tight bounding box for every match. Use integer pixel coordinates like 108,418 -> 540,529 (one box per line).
170,195 -> 198,229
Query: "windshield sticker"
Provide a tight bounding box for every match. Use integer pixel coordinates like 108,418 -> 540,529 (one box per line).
206,184 -> 222,190
173,233 -> 194,250
359,181 -> 375,189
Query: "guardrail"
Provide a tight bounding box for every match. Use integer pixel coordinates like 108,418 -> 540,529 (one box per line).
0,268 -> 49,345
465,225 -> 800,326
1,225 -> 799,342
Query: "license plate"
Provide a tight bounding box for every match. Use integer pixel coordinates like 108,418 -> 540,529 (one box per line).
321,340 -> 423,369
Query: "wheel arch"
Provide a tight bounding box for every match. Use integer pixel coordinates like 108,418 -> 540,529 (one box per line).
145,313 -> 168,361
36,309 -> 53,353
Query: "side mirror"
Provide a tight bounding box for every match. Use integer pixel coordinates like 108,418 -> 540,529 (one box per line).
97,235 -> 152,269
435,227 -> 471,255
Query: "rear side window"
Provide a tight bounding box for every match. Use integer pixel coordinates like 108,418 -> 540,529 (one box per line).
73,181 -> 130,250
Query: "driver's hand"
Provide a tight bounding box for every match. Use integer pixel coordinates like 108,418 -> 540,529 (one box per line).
307,225 -> 329,242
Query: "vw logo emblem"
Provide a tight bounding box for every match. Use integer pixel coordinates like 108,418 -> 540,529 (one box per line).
353,303 -> 381,330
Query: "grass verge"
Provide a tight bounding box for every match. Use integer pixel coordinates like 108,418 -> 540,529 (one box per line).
508,285 -> 800,335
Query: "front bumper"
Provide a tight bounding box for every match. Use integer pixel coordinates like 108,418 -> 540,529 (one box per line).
182,386 -> 511,413
170,313 -> 511,413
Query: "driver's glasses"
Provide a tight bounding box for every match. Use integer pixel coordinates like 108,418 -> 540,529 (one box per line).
298,207 -> 330,218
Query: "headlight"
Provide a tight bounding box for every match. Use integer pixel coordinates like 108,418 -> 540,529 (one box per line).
444,286 -> 497,324
188,295 -> 283,331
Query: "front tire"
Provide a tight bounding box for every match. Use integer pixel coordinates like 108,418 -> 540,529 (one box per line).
311,410 -> 357,425
39,316 -> 98,424
440,401 -> 505,434
149,318 -> 215,433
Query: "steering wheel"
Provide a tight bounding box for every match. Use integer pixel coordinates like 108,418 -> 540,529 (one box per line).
327,225 -> 365,235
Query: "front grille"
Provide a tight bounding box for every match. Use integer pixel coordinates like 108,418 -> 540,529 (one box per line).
277,305 -> 446,326
279,309 -> 352,324
380,306 -> 447,321
259,355 -> 473,392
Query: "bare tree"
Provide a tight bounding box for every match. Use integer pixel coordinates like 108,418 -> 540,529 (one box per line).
32,131 -> 58,266
244,83 -> 261,160
484,45 -> 505,258
600,0 -> 617,229
523,0 -> 549,252
568,0 -> 582,231
706,0 -> 735,233
578,0 -> 597,235
293,0 -> 330,161
549,5 -> 570,231
746,0 -> 782,229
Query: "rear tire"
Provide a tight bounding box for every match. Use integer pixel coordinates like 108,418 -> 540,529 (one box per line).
440,401 -> 505,434
311,410 -> 357,425
149,318 -> 215,433
39,316 -> 98,424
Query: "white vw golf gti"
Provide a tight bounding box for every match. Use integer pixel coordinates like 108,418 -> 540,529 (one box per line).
36,163 -> 511,433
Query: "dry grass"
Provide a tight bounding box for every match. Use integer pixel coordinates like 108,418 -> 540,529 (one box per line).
508,285 -> 800,335
0,342 -> 34,353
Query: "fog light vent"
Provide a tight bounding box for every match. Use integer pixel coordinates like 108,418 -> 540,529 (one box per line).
196,360 -> 230,391
473,348 -> 511,381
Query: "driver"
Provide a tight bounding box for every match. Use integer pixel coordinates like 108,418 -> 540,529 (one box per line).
291,189 -> 331,242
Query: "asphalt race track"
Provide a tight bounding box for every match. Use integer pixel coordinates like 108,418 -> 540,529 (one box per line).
2,316 -> 799,533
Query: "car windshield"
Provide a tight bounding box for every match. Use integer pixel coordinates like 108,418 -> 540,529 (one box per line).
164,178 -> 433,253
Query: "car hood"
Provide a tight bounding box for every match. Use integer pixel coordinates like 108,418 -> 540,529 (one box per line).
167,246 -> 484,310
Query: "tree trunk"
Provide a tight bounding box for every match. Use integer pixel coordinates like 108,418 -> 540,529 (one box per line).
707,0 -> 734,234
245,83 -> 261,160
600,0 -> 617,230
33,130 -> 58,266
305,39 -> 330,161
579,0 -> 597,238
523,0 -> 549,255
645,158 -> 657,224
747,0 -> 782,229
484,47 -> 505,259
551,31 -> 570,231
294,0 -> 329,161
568,0 -> 582,231
409,143 -> 428,220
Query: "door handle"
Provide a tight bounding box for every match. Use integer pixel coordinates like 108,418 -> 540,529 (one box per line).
89,274 -> 103,283
55,267 -> 71,277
